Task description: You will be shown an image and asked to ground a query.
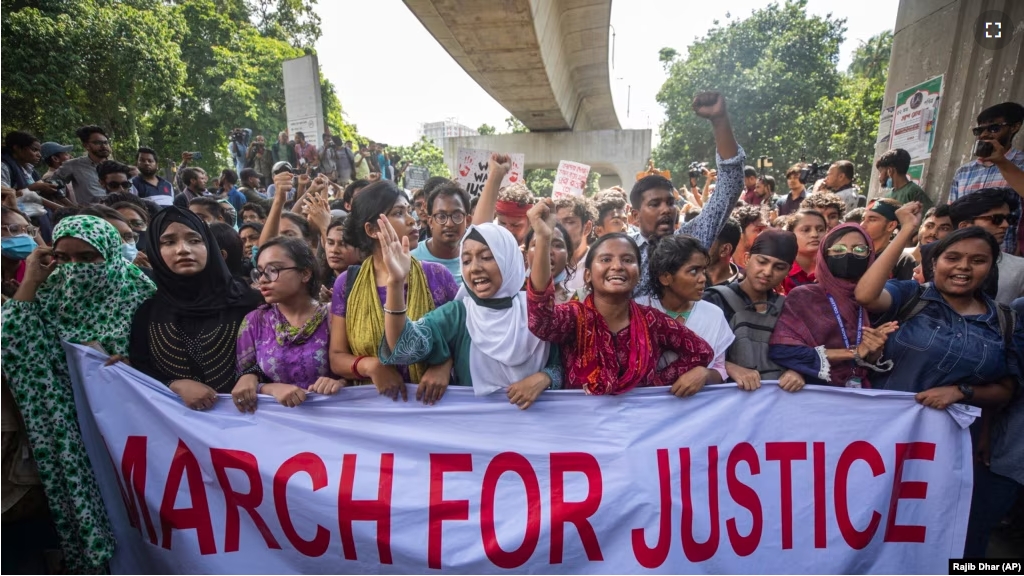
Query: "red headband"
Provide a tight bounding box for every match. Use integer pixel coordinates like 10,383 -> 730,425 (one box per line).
495,200 -> 533,218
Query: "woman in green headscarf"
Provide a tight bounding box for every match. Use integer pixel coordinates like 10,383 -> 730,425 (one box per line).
1,215 -> 155,572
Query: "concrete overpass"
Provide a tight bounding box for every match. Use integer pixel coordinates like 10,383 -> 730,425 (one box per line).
404,0 -> 649,186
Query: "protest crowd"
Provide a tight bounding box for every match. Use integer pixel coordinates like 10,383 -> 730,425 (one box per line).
1,90 -> 1023,572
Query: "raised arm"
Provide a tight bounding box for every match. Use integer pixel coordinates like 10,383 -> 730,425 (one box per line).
855,202 -> 921,313
679,92 -> 745,248
472,153 -> 510,225
527,199 -> 556,292
377,215 -> 412,353
258,171 -> 292,247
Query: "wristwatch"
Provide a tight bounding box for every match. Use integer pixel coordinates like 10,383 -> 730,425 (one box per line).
957,383 -> 974,401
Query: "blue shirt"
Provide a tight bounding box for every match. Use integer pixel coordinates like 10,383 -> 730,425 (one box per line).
410,241 -> 462,286
872,280 -> 1023,393
132,175 -> 174,200
225,186 -> 247,214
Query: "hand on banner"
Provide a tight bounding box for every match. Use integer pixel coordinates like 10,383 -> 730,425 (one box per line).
507,372 -> 550,410
915,385 -> 964,411
171,379 -> 218,411
777,369 -> 806,392
527,198 -> 556,240
268,383 -> 307,408
727,363 -> 761,391
308,377 -> 345,395
104,354 -> 130,367
670,366 -> 710,398
377,215 -> 411,285
367,358 -> 407,401
417,360 -> 452,406
231,374 -> 259,413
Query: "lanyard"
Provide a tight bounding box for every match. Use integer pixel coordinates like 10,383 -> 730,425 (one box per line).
826,294 -> 863,349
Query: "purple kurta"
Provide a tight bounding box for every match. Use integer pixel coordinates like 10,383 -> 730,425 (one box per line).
236,303 -> 335,389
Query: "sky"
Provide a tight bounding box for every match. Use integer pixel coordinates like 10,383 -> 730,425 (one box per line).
315,0 -> 900,147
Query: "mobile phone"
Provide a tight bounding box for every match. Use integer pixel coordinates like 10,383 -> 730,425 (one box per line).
972,140 -> 994,158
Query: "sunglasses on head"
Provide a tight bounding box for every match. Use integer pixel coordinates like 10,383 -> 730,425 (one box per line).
971,122 -> 1011,137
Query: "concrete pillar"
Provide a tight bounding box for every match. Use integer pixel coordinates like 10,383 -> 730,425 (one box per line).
871,0 -> 1024,202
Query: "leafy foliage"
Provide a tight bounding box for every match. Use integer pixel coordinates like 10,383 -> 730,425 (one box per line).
477,124 -> 497,136
1,0 -> 356,174
655,1 -> 894,186
392,137 -> 450,179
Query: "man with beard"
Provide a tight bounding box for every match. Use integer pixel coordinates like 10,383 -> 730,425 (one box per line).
53,125 -> 112,204
949,101 -> 1024,255
823,160 -> 859,214
629,91 -> 744,296
706,218 -> 741,286
132,147 -> 174,206
905,204 -> 953,266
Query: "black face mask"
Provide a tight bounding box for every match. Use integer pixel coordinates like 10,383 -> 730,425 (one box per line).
826,254 -> 870,280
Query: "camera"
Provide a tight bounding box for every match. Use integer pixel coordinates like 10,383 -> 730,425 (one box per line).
799,161 -> 831,185
229,129 -> 247,144
43,178 -> 67,199
187,151 -> 203,161
688,161 -> 708,179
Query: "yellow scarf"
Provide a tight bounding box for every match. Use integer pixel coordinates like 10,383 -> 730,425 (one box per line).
346,256 -> 434,383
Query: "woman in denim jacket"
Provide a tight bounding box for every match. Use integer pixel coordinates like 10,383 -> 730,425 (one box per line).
855,203 -> 1024,560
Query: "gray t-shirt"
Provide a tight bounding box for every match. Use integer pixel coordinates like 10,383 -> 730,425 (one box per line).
54,155 -> 104,204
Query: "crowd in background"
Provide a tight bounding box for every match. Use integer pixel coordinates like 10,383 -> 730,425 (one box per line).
2,93 -> 1023,572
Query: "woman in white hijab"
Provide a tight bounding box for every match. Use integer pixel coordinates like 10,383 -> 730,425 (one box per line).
376,217 -> 561,408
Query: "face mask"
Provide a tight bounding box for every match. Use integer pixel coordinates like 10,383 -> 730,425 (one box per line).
1,234 -> 36,260
884,177 -> 893,189
121,242 -> 138,263
826,254 -> 870,280
554,270 -> 568,285
250,245 -> 259,266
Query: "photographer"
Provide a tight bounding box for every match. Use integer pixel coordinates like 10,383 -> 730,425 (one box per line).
228,128 -> 251,174
245,135 -> 274,187
319,135 -> 341,182
293,132 -> 316,167
353,143 -> 373,180
949,101 -> 1024,255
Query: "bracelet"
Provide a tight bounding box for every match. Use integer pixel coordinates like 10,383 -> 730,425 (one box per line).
383,306 -> 408,315
255,381 -> 265,394
352,356 -> 368,379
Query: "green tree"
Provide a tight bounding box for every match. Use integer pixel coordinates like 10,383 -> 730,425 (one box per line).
505,115 -> 529,134
653,0 -> 846,184
477,123 -> 497,136
392,136 -> 450,179
848,30 -> 892,83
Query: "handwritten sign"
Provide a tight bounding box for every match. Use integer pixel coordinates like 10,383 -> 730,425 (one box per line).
456,148 -> 525,196
551,160 -> 591,197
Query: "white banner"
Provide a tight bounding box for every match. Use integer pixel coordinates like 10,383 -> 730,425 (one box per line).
65,344 -> 974,574
552,160 -> 591,198
455,148 -> 524,196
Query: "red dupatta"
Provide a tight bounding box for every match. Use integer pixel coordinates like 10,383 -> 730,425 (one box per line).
573,294 -> 657,395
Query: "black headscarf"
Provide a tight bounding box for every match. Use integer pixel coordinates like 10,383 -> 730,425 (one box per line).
146,206 -> 262,315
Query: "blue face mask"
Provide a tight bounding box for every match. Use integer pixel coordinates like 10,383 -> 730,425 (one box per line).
250,245 -> 259,266
1,234 -> 36,260
884,177 -> 893,188
554,270 -> 568,285
120,242 -> 138,264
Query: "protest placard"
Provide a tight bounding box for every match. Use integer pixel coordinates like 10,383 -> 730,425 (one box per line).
551,160 -> 591,198
456,148 -> 525,195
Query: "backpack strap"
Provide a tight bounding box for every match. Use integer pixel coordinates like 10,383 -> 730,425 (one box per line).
891,283 -> 929,325
707,285 -> 784,317
344,264 -> 361,307
995,303 -> 1017,348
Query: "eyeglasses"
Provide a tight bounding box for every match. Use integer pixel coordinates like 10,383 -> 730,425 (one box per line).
826,244 -> 870,258
120,231 -> 139,243
971,123 -> 1011,137
250,264 -> 300,283
1,224 -> 38,237
105,181 -> 132,190
127,219 -> 148,231
974,213 -> 1012,226
432,211 -> 466,225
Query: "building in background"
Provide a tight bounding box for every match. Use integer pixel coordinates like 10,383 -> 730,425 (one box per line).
420,119 -> 476,148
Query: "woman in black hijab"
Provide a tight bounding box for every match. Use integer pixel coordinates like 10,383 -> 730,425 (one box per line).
129,207 -> 263,409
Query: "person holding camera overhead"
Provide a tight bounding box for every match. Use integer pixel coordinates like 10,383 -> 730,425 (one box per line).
245,134 -> 274,187
948,101 -> 1024,256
